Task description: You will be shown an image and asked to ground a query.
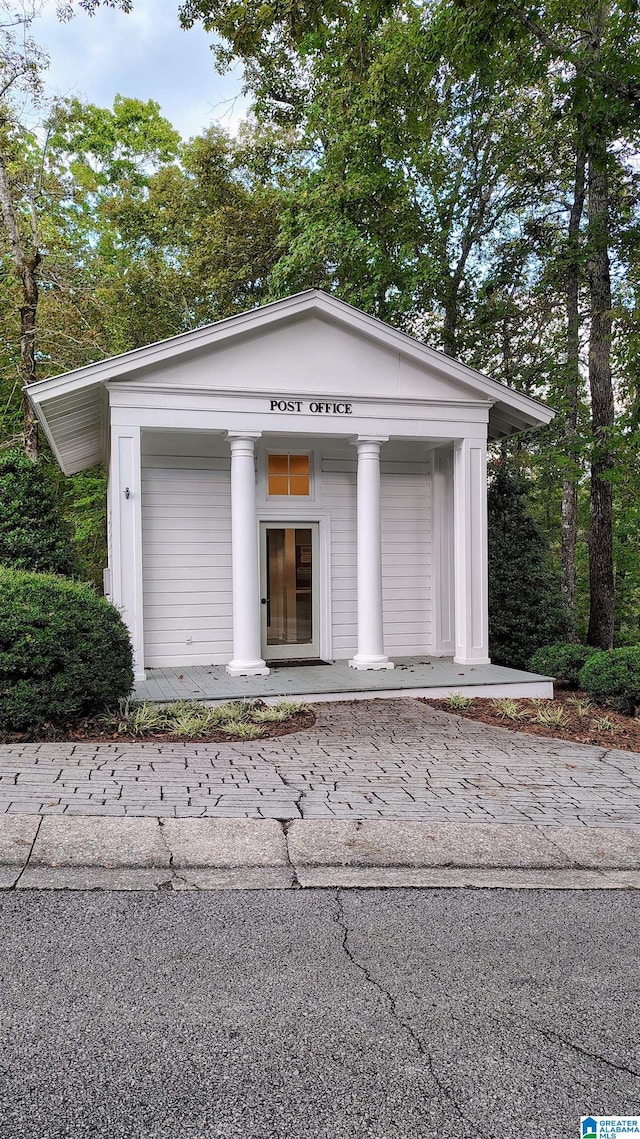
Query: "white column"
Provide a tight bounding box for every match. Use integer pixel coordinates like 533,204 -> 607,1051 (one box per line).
453,436 -> 490,665
226,432 -> 269,677
349,436 -> 394,671
109,424 -> 145,681
432,446 -> 455,656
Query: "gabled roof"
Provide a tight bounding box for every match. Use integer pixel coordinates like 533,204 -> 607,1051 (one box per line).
27,289 -> 554,474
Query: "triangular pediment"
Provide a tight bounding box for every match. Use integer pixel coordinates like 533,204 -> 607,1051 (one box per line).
27,289 -> 553,474
116,310 -> 484,404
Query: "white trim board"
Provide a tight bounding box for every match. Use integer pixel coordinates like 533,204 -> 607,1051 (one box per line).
255,682 -> 555,704
137,681 -> 554,705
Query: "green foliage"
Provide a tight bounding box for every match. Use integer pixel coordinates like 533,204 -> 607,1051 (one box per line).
0,567 -> 134,732
443,693 -> 475,710
490,698 -> 528,721
251,699 -> 306,721
2,4 -> 640,656
0,449 -> 78,576
579,648 -> 640,715
104,698 -> 306,738
218,719 -> 264,738
590,715 -> 615,732
529,643 -> 600,687
533,705 -> 569,728
176,0 -> 640,652
48,95 -> 181,191
488,464 -> 572,670
566,695 -> 592,717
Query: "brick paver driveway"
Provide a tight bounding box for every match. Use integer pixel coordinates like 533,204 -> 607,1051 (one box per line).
1,700 -> 639,826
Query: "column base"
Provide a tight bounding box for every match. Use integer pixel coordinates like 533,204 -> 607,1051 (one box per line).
226,660 -> 270,677
453,656 -> 491,666
348,656 -> 395,671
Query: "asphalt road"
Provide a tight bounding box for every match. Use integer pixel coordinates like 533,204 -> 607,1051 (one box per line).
0,890 -> 638,1139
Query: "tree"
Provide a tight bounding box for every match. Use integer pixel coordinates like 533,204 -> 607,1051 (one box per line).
0,447 -> 77,574
434,0 -> 640,646
0,114 -> 42,457
178,0 -> 640,652
0,0 -> 134,458
487,463 -> 571,669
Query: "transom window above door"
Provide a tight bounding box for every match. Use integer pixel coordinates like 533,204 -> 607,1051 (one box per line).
267,453 -> 310,496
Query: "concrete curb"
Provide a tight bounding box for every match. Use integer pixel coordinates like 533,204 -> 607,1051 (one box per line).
1,817 -> 639,890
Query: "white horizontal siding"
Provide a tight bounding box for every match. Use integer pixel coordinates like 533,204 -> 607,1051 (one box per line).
142,433 -> 233,667
381,455 -> 431,655
140,432 -> 431,668
321,445 -> 431,660
321,451 -> 357,659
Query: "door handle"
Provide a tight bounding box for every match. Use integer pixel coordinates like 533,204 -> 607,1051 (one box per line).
261,597 -> 268,605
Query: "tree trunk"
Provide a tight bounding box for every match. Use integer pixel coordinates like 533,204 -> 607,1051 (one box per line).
442,280 -> 457,357
20,278 -> 40,461
586,136 -> 615,649
561,141 -> 586,616
0,142 -> 40,459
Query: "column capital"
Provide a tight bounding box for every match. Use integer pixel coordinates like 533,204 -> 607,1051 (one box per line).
453,431 -> 488,448
226,431 -> 262,443
349,435 -> 389,446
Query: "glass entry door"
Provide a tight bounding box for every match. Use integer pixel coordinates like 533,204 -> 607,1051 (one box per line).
260,523 -> 320,660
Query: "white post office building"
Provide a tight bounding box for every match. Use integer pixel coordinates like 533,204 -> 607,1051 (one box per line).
28,291 -> 553,690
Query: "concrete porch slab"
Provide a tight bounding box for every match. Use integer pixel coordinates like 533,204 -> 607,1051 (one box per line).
134,656 -> 553,704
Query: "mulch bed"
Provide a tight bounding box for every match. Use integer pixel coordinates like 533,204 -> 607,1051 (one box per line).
0,706 -> 316,745
423,689 -> 640,753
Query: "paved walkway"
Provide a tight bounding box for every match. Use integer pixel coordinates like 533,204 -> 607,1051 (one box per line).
1,700 -> 639,827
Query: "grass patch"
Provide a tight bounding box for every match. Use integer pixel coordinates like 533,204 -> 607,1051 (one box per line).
590,715 -> 615,732
104,698 -> 309,740
251,700 -> 307,722
444,693 -> 475,711
217,720 -> 264,739
566,696 -> 593,717
533,706 -> 569,728
490,698 -> 528,721
111,700 -> 167,737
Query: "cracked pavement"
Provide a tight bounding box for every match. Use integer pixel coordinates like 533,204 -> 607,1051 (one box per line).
1,698 -> 640,825
0,888 -> 638,1138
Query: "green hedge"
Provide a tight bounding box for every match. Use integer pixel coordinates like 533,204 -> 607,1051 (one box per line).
0,567 -> 134,732
529,643 -> 600,687
579,648 -> 640,716
0,449 -> 77,576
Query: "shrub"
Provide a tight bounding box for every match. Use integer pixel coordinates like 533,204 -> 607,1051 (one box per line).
0,567 -> 134,732
579,648 -> 640,716
529,643 -> 600,687
0,449 -> 77,575
488,464 -> 571,670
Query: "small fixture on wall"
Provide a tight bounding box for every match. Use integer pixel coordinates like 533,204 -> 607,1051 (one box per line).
124,487 -> 130,499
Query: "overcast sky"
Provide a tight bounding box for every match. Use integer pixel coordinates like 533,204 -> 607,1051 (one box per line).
34,0 -> 247,139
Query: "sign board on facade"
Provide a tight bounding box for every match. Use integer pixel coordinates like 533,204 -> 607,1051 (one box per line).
269,399 -> 353,415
